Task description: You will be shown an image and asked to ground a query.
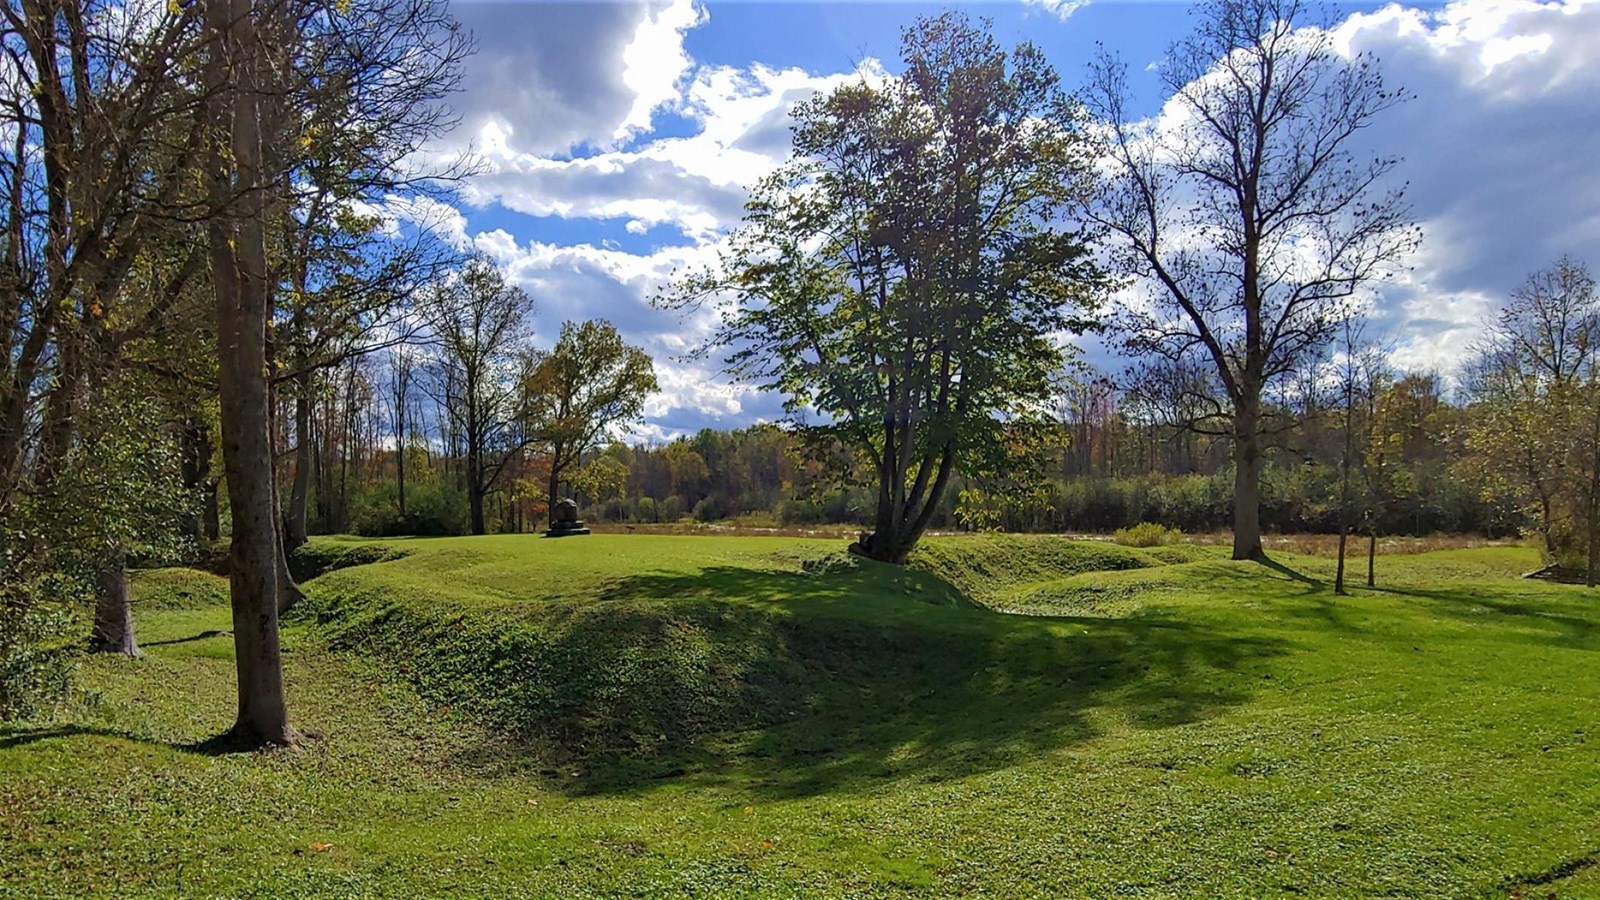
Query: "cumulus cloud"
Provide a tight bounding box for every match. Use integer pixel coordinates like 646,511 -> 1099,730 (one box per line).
444,0 -> 706,158
456,58 -> 885,241
433,0 -> 1598,433
1022,0 -> 1092,22
1327,0 -> 1600,375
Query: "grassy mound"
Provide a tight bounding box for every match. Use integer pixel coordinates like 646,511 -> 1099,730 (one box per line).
298,534 -> 1215,772
8,537 -> 1600,897
287,540 -> 407,582
908,533 -> 1156,607
127,567 -> 230,610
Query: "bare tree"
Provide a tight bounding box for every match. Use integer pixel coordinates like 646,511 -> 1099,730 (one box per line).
1331,315 -> 1389,594
389,346 -> 415,519
1084,0 -> 1418,559
421,256 -> 535,535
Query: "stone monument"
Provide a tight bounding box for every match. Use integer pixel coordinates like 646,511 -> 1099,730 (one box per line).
545,497 -> 591,537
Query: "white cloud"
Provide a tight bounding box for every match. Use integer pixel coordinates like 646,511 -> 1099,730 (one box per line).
615,0 -> 707,143
434,0 -> 1600,431
1323,0 -> 1600,375
457,54 -> 885,241
1023,0 -> 1092,22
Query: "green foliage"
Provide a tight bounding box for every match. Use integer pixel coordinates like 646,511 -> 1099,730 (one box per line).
524,321 -> 658,499
1112,522 -> 1184,547
0,524 -> 79,721
659,13 -> 1104,560
345,464 -> 468,537
0,376 -> 196,720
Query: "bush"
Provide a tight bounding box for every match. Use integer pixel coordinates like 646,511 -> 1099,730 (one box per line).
1112,522 -> 1184,548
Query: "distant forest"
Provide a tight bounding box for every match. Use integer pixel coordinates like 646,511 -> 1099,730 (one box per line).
263,359 -> 1512,542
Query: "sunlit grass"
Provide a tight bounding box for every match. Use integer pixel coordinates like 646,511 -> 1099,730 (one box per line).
3,535 -> 1596,897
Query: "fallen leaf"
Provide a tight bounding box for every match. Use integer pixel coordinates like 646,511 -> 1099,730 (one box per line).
310,842 -> 333,853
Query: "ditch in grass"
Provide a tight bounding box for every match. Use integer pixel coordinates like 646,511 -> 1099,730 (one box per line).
3,534 -> 1598,898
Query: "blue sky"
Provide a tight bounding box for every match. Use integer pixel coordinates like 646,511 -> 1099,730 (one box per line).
408,0 -> 1600,441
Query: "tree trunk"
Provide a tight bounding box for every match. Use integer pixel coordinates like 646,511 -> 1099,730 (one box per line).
548,466 -> 560,528
395,420 -> 406,520
1367,529 -> 1376,588
468,451 -> 486,535
88,554 -> 138,656
203,478 -> 222,541
206,0 -> 296,748
285,373 -> 312,550
1335,380 -> 1356,595
1334,529 -> 1349,595
1587,392 -> 1600,588
1231,405 -> 1265,560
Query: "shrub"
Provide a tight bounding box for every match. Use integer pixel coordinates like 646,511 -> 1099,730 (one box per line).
1112,522 -> 1184,548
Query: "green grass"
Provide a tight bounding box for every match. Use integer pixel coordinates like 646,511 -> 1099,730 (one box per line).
4,534 -> 1599,898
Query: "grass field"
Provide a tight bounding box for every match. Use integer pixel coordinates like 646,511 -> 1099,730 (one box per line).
3,534 -> 1598,898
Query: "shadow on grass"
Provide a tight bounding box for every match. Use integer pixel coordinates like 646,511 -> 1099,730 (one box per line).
1373,584 -> 1600,651
143,629 -> 231,647
1257,556 -> 1322,587
0,723 -> 256,756
418,558 -> 1287,801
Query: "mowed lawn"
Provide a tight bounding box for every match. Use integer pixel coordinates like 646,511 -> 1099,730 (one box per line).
2,534 -> 1598,898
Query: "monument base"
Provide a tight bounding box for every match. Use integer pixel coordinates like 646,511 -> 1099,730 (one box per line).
544,520 -> 591,537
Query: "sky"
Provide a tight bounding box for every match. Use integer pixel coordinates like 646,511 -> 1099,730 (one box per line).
408,0 -> 1600,442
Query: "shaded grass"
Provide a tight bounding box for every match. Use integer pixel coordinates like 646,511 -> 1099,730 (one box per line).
3,536 -> 1599,897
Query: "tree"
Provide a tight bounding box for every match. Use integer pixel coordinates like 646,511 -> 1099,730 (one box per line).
422,256 -> 535,535
389,346 -> 416,519
571,454 -> 629,519
203,0 -> 297,747
524,320 -> 656,525
274,0 -> 469,550
1332,317 -> 1387,594
1085,0 -> 1418,560
1463,257 -> 1599,576
660,12 -> 1103,563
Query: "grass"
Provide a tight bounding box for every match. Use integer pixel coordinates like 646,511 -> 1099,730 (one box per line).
3,533 -> 1599,897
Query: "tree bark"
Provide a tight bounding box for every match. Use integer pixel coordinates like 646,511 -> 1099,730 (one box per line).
1231,403 -> 1265,561
206,0 -> 296,748
1587,391 -> 1600,588
285,373 -> 312,550
1335,377 -> 1356,595
203,478 -> 222,542
468,455 -> 486,534
1367,529 -> 1376,588
88,554 -> 138,657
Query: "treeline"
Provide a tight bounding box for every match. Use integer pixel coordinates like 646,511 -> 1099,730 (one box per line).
314,362 -> 1511,541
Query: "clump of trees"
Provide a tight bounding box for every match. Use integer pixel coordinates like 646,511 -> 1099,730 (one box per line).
1462,257 -> 1600,581
660,12 -> 1104,563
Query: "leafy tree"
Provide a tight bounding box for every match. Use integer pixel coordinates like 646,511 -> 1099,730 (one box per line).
421,256 -> 536,535
660,12 -> 1103,563
1462,257 -> 1600,577
572,455 -> 630,519
1084,0 -> 1419,559
524,320 -> 657,524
